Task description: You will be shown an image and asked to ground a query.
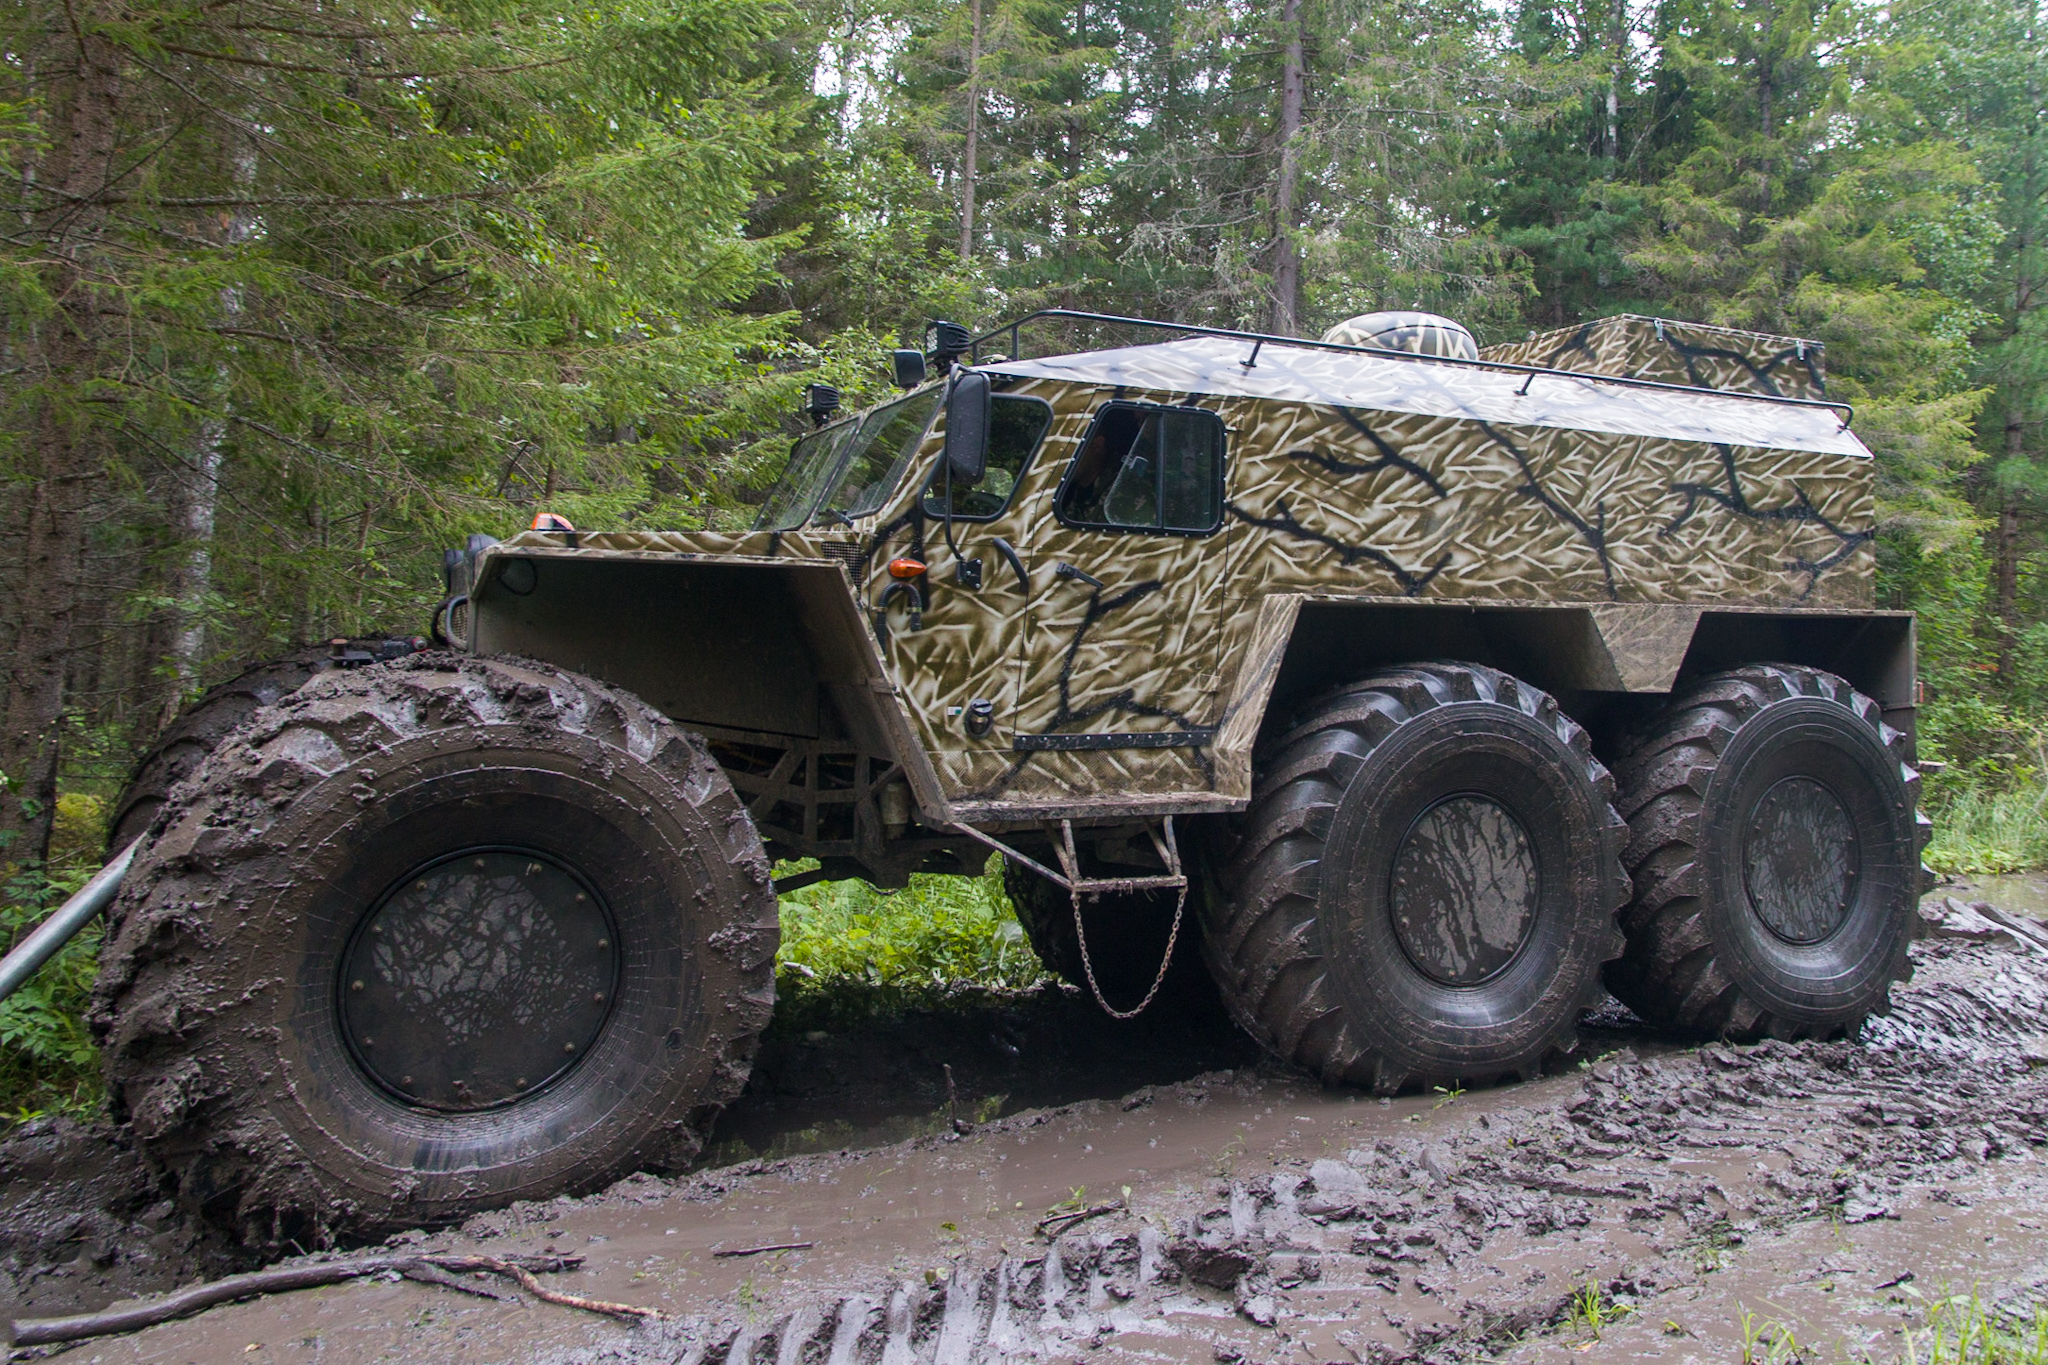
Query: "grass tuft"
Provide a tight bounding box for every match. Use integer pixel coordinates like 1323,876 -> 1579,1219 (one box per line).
1903,1292 -> 2048,1365
772,857 -> 1047,1032
1925,782 -> 2048,874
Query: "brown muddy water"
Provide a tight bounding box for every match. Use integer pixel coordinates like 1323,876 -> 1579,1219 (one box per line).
1938,870 -> 2048,922
3,936 -> 2046,1362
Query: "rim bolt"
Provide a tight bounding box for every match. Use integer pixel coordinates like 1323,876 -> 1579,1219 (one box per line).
402,1076 -> 414,1086
596,938 -> 608,949
350,979 -> 364,992
593,992 -> 605,1003
563,1042 -> 576,1053
516,1078 -> 528,1089
361,1038 -> 374,1047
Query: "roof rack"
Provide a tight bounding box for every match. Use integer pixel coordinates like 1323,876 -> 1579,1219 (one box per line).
967,309 -> 1854,427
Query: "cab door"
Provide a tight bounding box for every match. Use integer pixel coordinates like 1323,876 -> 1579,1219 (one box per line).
1009,399 -> 1231,804
885,391 -> 1056,801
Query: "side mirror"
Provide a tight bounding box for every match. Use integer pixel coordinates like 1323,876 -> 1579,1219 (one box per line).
893,349 -> 927,389
942,371 -> 991,486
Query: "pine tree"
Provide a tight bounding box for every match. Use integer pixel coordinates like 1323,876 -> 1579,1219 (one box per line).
0,0 -> 799,862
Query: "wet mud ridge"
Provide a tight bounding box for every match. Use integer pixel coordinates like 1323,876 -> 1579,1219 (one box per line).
522,939 -> 2048,1365
6,939 -> 2048,1363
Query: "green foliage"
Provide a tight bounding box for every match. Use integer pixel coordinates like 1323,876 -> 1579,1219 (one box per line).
0,796 -> 111,1120
773,857 -> 1047,1030
1900,1290 -> 2048,1365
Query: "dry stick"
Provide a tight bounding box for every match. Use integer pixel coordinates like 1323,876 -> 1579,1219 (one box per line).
9,1251 -> 655,1348
1035,1201 -> 1124,1237
711,1242 -> 816,1259
943,1062 -> 971,1134
470,1257 -> 659,1320
397,1262 -> 519,1303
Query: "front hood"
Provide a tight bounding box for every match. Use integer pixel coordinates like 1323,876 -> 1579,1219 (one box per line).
494,527 -> 864,563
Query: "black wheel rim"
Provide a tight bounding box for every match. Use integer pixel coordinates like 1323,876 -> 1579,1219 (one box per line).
1741,775 -> 1861,945
1388,793 -> 1542,987
339,846 -> 620,1112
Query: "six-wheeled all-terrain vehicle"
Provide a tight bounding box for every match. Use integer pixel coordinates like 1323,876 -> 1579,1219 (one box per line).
86,309 -> 1927,1246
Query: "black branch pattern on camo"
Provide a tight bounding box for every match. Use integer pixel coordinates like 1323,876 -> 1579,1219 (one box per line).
980,578 -> 1214,796
1664,443 -> 1873,599
1542,323 -> 1601,371
1666,334 -> 1826,399
1226,500 -> 1449,596
860,505 -> 926,575
1278,408 -> 1449,499
1476,421 -> 1616,599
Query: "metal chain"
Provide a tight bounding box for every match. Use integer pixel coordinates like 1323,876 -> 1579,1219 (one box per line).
1069,878 -> 1185,1020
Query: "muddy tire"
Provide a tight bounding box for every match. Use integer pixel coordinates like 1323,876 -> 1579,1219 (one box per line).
91,653 -> 778,1246
1001,856 -> 1213,1011
1203,663 -> 1627,1092
1605,664 -> 1928,1040
106,649 -> 334,853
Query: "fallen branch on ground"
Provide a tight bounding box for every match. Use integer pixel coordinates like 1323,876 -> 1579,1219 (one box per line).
712,1241 -> 816,1258
9,1250 -> 657,1347
1035,1200 -> 1124,1237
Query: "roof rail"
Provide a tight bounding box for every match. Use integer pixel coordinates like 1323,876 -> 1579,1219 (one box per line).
966,309 -> 1854,427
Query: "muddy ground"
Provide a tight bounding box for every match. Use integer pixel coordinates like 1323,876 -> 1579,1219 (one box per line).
3,896 -> 2046,1364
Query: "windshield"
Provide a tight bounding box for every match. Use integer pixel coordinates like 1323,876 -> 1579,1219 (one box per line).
815,389 -> 944,524
754,423 -> 857,531
750,388 -> 943,531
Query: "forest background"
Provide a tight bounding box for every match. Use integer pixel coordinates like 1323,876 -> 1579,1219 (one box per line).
2,0 -> 2047,1110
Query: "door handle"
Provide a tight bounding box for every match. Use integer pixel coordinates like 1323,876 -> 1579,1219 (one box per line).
991,537 -> 1030,595
1054,562 -> 1104,590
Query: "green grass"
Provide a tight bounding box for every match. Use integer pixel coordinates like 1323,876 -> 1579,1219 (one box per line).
1899,1292 -> 2048,1364
1924,782 -> 2048,874
773,856 -> 1047,1031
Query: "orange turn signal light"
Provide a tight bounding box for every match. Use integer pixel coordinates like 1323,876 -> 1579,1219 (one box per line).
888,558 -> 927,579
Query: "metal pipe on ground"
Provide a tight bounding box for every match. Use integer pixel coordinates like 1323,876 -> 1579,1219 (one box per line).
0,840 -> 137,1004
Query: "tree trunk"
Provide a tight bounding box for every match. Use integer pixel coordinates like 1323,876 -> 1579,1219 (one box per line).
960,0 -> 982,262
169,137 -> 256,694
1998,406 -> 2026,677
0,26 -> 122,866
1606,0 -> 1623,164
1270,0 -> 1305,336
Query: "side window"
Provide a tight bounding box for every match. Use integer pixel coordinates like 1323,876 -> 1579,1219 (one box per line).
1055,402 -> 1225,534
923,395 -> 1054,520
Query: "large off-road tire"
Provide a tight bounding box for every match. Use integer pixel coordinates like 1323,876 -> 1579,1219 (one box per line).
1001,856 -> 1214,1011
90,653 -> 778,1247
1203,663 -> 1628,1092
107,638 -> 425,854
106,649 -> 333,853
1605,664 -> 1928,1040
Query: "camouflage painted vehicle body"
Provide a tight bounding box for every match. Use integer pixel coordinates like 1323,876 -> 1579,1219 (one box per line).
470,311 -> 1902,855
88,309 -> 1923,1242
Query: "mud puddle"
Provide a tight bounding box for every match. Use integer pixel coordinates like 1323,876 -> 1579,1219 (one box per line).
698,978 -> 1262,1166
1934,872 -> 2048,922
6,939 -> 2047,1363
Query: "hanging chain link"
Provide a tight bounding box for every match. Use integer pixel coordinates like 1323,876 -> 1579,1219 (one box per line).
1069,877 -> 1185,1020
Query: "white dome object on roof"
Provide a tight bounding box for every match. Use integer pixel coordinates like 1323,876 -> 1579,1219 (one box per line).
1322,311 -> 1478,361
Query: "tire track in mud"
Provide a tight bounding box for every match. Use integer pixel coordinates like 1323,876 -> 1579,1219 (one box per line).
537,939 -> 2048,1365
7,939 -> 2046,1363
